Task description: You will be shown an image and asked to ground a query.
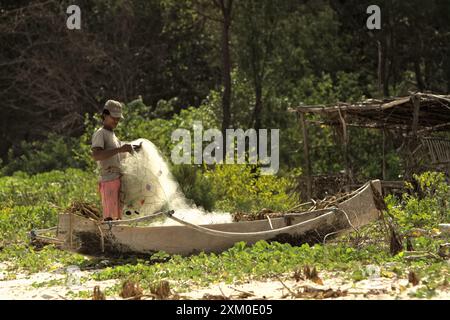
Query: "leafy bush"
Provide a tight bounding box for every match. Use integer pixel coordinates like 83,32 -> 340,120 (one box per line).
0,244 -> 87,274
0,168 -> 98,208
0,168 -> 98,246
0,205 -> 58,246
169,164 -> 216,212
385,172 -> 450,232
91,240 -> 406,288
204,164 -> 298,213
0,133 -> 85,176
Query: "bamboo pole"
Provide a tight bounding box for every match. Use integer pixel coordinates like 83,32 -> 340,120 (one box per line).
337,108 -> 350,191
299,113 -> 312,200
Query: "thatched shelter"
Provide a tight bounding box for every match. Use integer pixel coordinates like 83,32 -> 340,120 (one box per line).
288,93 -> 450,199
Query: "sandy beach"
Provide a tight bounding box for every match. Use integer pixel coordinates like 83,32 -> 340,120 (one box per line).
1,262 -> 448,300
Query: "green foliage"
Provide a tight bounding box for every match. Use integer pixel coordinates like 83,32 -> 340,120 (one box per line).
0,134 -> 85,176
89,239 -> 448,296
294,72 -> 372,106
0,168 -> 98,208
0,169 -> 98,246
385,172 -> 450,232
0,245 -> 87,274
204,164 -> 297,213
0,205 -> 58,246
170,164 -> 216,211
347,128 -> 402,181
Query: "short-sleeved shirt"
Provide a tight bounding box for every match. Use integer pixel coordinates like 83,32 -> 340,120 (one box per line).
91,127 -> 122,182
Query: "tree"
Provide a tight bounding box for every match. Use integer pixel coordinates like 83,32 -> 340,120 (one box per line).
234,0 -> 284,130
213,0 -> 233,135
0,0 -> 218,159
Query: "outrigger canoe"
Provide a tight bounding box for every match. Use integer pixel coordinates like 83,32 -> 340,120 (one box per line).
31,180 -> 383,256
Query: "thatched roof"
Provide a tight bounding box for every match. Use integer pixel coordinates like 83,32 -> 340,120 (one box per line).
288,93 -> 450,133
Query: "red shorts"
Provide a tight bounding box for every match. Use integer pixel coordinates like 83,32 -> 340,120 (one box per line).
98,178 -> 122,220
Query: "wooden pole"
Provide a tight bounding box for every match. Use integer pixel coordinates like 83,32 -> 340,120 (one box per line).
382,128 -> 387,180
337,108 -> 350,191
411,94 -> 421,138
299,113 -> 312,200
407,94 -> 421,177
377,40 -> 383,97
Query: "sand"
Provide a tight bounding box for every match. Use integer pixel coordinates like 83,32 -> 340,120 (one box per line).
1,263 -> 448,300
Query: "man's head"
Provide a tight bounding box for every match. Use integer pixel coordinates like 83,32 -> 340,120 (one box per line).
102,100 -> 124,129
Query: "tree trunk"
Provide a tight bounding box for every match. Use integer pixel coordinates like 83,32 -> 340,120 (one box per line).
219,0 -> 233,136
253,83 -> 262,131
299,113 -> 312,200
378,36 -> 390,97
414,58 -> 425,92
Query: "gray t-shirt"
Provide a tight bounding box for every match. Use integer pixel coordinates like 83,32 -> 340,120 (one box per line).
91,127 -> 122,182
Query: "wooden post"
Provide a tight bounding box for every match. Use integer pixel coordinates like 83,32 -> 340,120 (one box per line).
407,94 -> 421,177
411,94 -> 421,138
382,128 -> 387,180
338,108 -> 350,191
69,213 -> 73,249
377,40 -> 384,97
299,113 -> 312,200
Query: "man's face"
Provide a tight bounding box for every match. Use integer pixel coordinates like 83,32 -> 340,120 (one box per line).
104,114 -> 121,129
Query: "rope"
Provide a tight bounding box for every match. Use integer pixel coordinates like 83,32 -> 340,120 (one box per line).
163,209 -> 339,238
323,208 -> 361,244
31,235 -> 65,244
322,231 -> 341,244
33,226 -> 57,235
338,208 -> 359,235
99,211 -> 166,226
266,215 -> 274,230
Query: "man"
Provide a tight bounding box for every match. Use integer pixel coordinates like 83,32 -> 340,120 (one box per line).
91,100 -> 134,220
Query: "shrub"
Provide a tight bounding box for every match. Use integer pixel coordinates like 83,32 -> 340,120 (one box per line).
169,164 -> 216,211
0,168 -> 98,246
385,171 -> 450,232
204,164 -> 298,213
0,133 -> 85,176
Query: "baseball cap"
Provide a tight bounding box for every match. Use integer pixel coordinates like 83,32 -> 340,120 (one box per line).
104,100 -> 124,119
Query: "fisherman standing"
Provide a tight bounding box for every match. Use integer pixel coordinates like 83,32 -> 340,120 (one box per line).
91,100 -> 136,221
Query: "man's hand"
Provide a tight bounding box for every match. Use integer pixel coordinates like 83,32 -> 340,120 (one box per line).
132,142 -> 143,151
120,144 -> 133,153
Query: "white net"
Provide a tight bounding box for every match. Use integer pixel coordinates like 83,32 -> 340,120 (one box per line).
119,138 -> 232,225
119,138 -> 170,217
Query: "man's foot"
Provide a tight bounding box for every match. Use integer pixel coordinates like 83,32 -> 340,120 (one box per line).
103,217 -> 113,221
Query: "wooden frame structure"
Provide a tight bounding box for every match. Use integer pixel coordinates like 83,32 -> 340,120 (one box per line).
288,93 -> 450,199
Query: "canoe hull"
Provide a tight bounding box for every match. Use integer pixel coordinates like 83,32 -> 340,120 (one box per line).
56,180 -> 382,256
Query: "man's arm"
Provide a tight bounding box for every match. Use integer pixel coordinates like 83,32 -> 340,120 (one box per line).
92,145 -> 133,161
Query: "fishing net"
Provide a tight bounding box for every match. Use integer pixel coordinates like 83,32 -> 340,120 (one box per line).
119,138 -> 232,225
120,138 -> 173,218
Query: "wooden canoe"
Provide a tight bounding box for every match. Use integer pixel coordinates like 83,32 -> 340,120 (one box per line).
35,180 -> 383,256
